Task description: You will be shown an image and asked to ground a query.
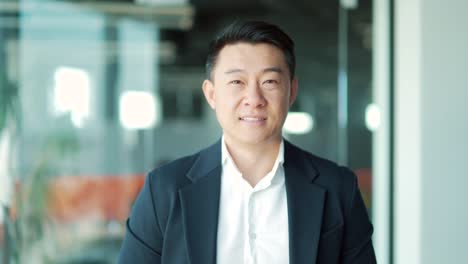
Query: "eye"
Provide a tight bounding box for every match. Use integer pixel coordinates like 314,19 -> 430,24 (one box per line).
229,80 -> 243,85
262,79 -> 280,89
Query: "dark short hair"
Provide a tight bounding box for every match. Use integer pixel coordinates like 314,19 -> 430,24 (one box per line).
205,20 -> 295,80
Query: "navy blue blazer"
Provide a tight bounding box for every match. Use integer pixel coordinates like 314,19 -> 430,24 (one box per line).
118,140 -> 376,264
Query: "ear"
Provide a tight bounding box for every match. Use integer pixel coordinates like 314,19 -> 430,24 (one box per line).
202,79 -> 216,110
288,77 -> 298,107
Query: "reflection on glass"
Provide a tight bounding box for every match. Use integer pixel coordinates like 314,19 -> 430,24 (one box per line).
283,112 -> 314,135
53,67 -> 91,128
365,103 -> 381,132
119,91 -> 160,130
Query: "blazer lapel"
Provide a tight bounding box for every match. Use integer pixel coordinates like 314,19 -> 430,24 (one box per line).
179,140 -> 222,264
284,141 -> 326,264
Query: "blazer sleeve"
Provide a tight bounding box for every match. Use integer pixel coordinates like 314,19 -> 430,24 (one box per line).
118,172 -> 163,263
340,167 -> 377,264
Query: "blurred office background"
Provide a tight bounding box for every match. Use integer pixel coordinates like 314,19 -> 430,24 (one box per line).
0,0 -> 466,263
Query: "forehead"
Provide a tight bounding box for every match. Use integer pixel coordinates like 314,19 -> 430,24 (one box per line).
213,42 -> 288,76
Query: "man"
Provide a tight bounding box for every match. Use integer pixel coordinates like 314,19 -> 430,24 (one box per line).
118,21 -> 376,264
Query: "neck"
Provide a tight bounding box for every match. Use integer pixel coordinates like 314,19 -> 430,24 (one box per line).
224,136 -> 281,187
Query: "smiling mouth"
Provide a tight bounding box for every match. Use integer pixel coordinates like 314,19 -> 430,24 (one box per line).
239,117 -> 267,121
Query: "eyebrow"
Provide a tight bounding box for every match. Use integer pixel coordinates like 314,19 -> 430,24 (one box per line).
262,67 -> 283,74
224,67 -> 283,75
224,69 -> 245,75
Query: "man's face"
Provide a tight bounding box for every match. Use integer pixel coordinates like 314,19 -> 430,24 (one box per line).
202,42 -> 298,147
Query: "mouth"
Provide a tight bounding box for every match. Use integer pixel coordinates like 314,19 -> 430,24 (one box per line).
239,116 -> 267,121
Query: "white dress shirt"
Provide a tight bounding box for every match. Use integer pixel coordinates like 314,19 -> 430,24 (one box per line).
216,137 -> 289,264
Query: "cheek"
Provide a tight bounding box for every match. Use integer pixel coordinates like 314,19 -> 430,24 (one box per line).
215,90 -> 241,107
268,93 -> 290,109
214,99 -> 237,122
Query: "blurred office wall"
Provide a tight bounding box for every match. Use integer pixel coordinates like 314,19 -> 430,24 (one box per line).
394,0 -> 468,263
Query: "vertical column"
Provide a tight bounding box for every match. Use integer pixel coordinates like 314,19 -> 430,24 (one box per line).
394,0 -> 423,263
337,4 -> 349,166
372,0 -> 392,263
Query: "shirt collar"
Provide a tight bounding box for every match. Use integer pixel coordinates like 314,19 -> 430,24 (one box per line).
221,136 -> 285,177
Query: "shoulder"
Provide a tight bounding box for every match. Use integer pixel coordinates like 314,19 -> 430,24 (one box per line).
286,141 -> 357,198
146,151 -> 198,194
286,142 -> 365,226
145,139 -> 221,195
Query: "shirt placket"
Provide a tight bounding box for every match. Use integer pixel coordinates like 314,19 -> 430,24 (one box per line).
243,181 -> 256,264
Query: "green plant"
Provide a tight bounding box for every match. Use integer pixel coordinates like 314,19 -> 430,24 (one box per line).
0,44 -> 20,264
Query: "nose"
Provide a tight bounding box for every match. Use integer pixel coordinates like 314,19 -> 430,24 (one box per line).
244,82 -> 266,107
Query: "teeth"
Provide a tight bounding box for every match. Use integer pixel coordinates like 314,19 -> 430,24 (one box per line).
241,117 -> 265,121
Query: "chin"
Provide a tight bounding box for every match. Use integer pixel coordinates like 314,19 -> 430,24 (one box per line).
238,134 -> 279,146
